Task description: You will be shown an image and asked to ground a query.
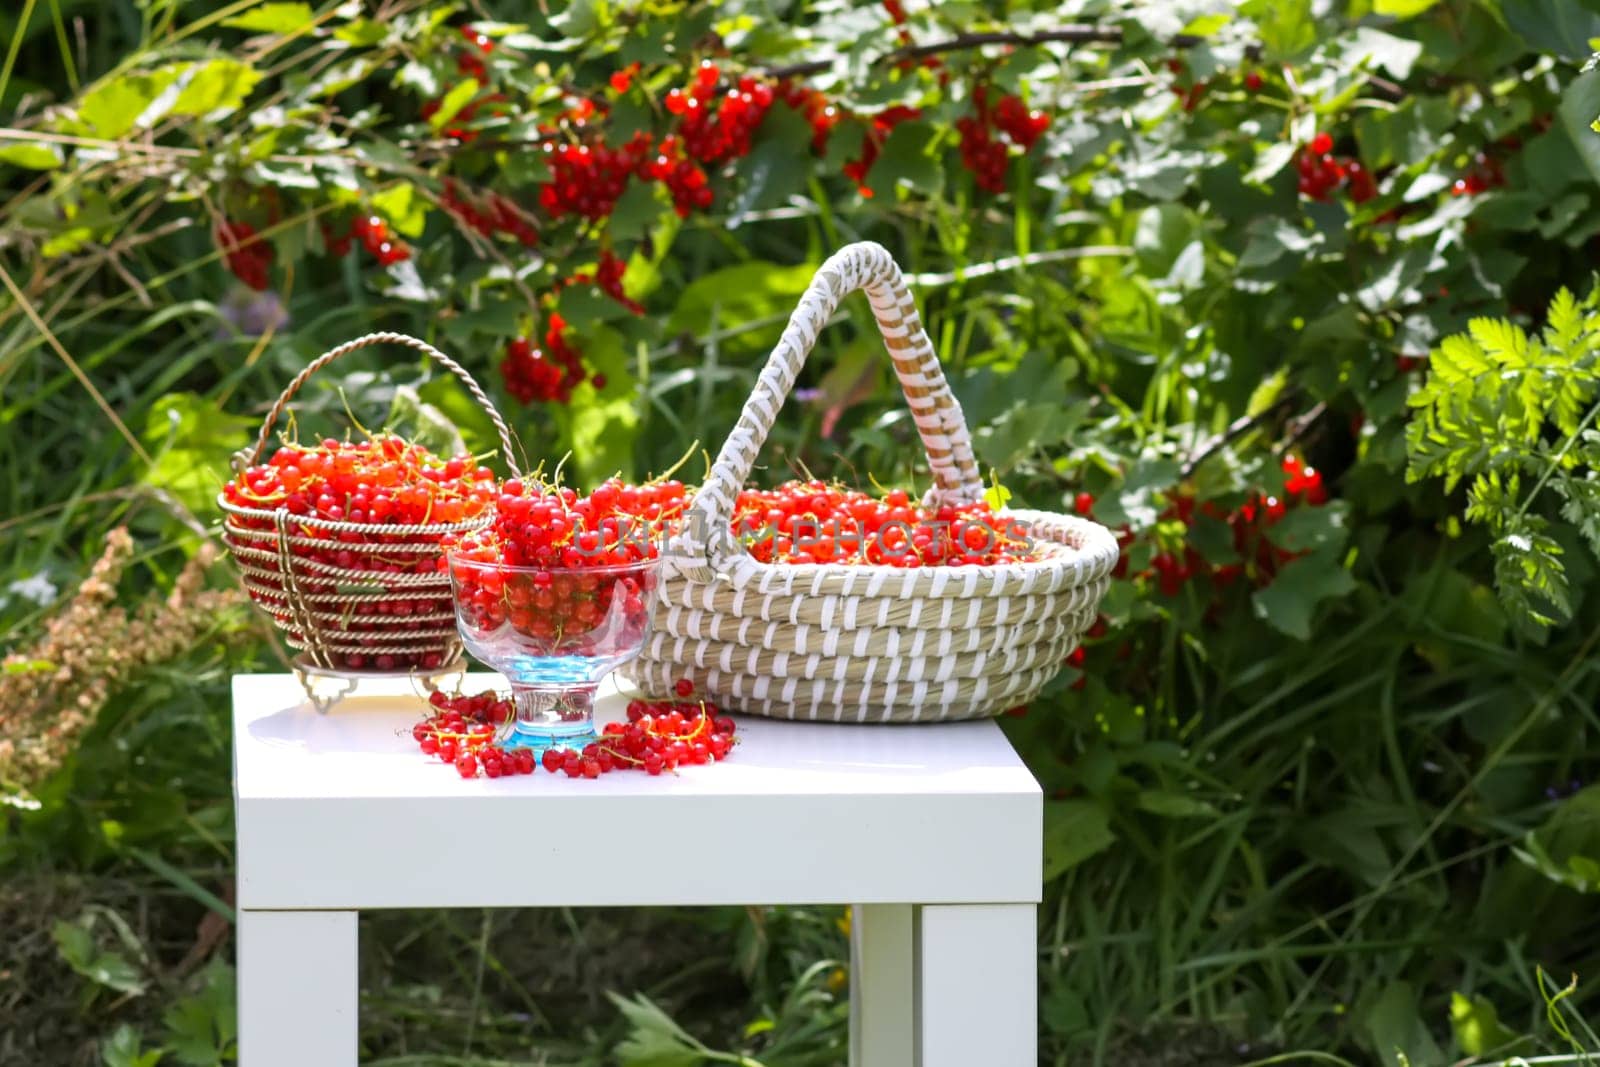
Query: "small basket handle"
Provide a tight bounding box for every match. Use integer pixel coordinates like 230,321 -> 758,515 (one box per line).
233,331 -> 523,477
680,241 -> 983,570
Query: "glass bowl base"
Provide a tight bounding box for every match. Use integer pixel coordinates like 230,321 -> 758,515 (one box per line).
501,720 -> 598,755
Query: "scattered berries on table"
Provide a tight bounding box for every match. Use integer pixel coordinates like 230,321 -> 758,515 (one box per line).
413,687 -> 737,779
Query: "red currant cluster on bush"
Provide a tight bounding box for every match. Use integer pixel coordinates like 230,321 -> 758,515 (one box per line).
668,63 -> 776,164
567,250 -> 640,315
730,481 -> 1033,567
1452,150 -> 1506,197
222,436 -> 498,670
440,179 -> 538,247
455,24 -> 493,81
776,80 -> 843,153
1296,132 -> 1377,204
1164,58 -> 1208,113
217,220 -> 273,291
642,135 -> 714,217
1086,455 -> 1329,595
350,215 -> 412,266
538,132 -> 654,222
412,687 -> 737,779
500,313 -> 589,404
955,88 -> 1049,195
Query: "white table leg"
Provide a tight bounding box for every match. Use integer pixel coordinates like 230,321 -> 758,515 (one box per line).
850,904 -> 914,1067
238,909 -> 359,1067
915,904 -> 1035,1067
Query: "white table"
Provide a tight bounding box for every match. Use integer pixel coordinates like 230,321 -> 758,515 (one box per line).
233,673 -> 1042,1066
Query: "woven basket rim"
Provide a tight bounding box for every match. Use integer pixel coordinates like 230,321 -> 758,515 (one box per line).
218,492 -> 494,536
671,508 -> 1118,581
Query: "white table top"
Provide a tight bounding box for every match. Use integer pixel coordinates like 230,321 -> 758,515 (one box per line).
233,673 -> 1042,909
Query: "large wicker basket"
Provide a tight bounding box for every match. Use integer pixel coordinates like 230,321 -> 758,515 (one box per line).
218,332 -> 521,676
622,242 -> 1120,723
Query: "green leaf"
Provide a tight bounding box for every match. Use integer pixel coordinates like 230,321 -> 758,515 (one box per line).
666,260 -> 814,340
1343,27 -> 1424,79
428,78 -> 480,131
386,386 -> 466,458
161,962 -> 236,1067
1269,502 -> 1349,553
1135,790 -> 1217,817
333,18 -> 388,46
1179,13 -> 1231,36
867,121 -> 944,199
53,919 -> 148,996
143,393 -> 254,516
102,1025 -> 164,1067
1450,992 -> 1517,1056
171,59 -> 262,117
0,140 -> 63,169
1363,981 -> 1444,1067
72,69 -> 179,139
370,182 -> 427,238
1251,549 -> 1357,640
1043,799 -> 1115,881
1241,0 -> 1316,57
555,327 -> 638,485
222,3 -> 312,32
1245,140 -> 1296,185
1373,0 -> 1441,17
984,480 -> 1013,511
1503,0 -> 1600,59
1558,68 -> 1600,188
608,991 -> 707,1067
608,180 -> 665,243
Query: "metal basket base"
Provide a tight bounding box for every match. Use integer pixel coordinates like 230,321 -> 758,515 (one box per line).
292,654 -> 469,713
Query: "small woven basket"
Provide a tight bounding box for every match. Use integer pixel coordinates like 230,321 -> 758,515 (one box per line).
218,332 -> 522,675
622,242 -> 1119,722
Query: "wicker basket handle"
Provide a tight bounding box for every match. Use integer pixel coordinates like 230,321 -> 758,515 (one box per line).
233,331 -> 522,477
681,241 -> 983,569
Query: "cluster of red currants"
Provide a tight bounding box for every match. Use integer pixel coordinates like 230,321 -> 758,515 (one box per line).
440,179 -> 538,247
567,249 -> 640,315
641,134 -> 715,218
955,88 -> 1049,195
1451,150 -> 1506,197
412,686 -> 737,780
730,480 -> 1033,567
500,314 -> 588,404
444,478 -> 686,655
538,131 -> 655,222
668,62 -> 776,165
224,435 -> 498,527
454,24 -> 493,81
775,80 -> 843,153
222,435 -> 498,670
451,476 -> 690,569
1296,132 -> 1378,204
1086,455 -> 1329,596
350,215 -> 412,266
217,220 -> 274,291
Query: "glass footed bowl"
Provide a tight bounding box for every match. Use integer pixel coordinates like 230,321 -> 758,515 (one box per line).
446,554 -> 661,754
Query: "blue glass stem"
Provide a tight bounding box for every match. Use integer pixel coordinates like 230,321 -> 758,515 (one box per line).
503,683 -> 598,753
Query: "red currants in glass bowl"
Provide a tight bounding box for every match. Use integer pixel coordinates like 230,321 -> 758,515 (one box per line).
443,478 -> 688,753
